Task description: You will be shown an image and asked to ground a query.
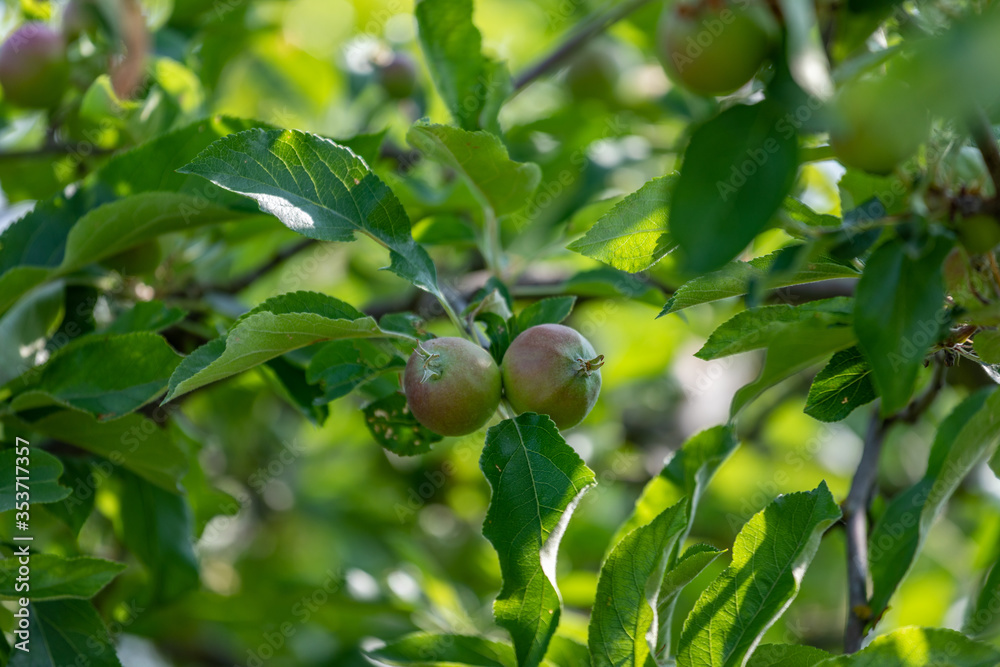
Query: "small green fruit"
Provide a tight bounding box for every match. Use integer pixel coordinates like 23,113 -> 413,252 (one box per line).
0,23 -> 69,110
377,53 -> 418,100
657,1 -> 772,97
830,77 -> 930,175
403,337 -> 501,436
564,41 -> 620,100
502,324 -> 604,430
957,214 -> 1000,255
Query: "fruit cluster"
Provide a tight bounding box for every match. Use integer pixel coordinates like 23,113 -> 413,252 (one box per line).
403,324 -> 604,436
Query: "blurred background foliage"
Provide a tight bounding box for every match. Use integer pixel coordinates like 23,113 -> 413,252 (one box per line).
1,0 -> 999,665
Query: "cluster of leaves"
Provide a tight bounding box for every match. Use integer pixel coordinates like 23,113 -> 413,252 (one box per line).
3,0 -> 1000,665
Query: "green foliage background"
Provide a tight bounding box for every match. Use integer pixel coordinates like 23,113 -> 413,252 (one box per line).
1,0 -> 1000,665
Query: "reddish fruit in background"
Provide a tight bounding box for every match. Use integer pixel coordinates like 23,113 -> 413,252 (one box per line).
0,23 -> 69,109
403,337 -> 501,436
502,324 -> 604,430
830,77 -> 930,175
377,52 -> 418,99
657,0 -> 772,96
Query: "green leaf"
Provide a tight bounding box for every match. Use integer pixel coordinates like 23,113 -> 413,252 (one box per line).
655,545 -> 727,660
6,410 -> 187,491
164,291 -> 397,402
0,282 -> 63,385
814,627 -> 1000,666
964,557 -> 1000,640
697,298 -> 853,360
974,330 -> 1000,364
671,102 -> 800,273
516,297 -> 577,331
8,333 -> 181,420
104,300 -> 187,334
178,128 -> 441,297
731,325 -> 856,415
615,426 -> 739,549
407,123 -> 541,217
854,237 -> 952,415
588,500 -> 689,667
41,459 -> 96,535
481,414 -> 597,667
261,357 -> 330,426
747,644 -> 832,667
804,347 -> 876,422
782,197 -> 841,229
367,633 -> 517,667
0,116 -> 264,317
119,471 -> 199,603
546,636 -> 592,667
0,449 -> 70,511
568,176 -> 678,273
659,251 -> 859,316
0,555 -> 125,600
8,600 -> 122,667
869,388 -> 1000,619
676,482 -> 841,667
527,268 -> 667,307
415,0 -> 509,131
307,339 -> 405,403
363,393 -> 443,456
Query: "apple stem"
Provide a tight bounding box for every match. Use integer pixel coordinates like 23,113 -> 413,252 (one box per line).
577,355 -> 605,376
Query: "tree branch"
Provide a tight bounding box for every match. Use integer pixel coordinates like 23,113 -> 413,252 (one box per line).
843,357 -> 945,652
512,0 -> 657,92
843,411 -> 887,653
181,238 -> 316,298
969,107 -> 1000,195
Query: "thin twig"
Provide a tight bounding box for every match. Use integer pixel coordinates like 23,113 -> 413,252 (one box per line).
969,106 -> 1000,195
512,0 -> 658,92
843,412 -> 887,653
0,143 -> 116,161
843,358 -> 945,652
180,238 -> 315,298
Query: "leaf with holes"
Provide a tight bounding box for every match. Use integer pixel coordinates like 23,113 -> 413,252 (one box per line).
364,393 -> 442,456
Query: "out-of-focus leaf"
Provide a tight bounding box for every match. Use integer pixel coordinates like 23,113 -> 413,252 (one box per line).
747,644 -> 832,667
0,555 -> 125,600
568,176 -> 677,273
8,333 -> 180,420
974,330 -> 1000,364
164,292 -> 402,402
119,471 -> 199,603
0,282 -> 63,385
407,123 -> 541,217
415,0 -> 510,131
307,339 -> 405,404
179,128 -> 442,297
854,237 -> 951,415
367,633 -> 517,667
516,297 -> 576,331
0,449 -> 70,511
697,298 -> 853,360
262,356 -> 330,426
104,300 -> 187,334
676,483 -> 841,667
5,410 -> 187,491
965,556 -> 1000,640
588,500 -> 689,667
815,628 -> 1000,666
481,414 -> 596,667
659,251 -> 858,316
869,388 -> 1000,619
804,347 -> 876,422
363,393 -> 442,456
671,102 -> 799,273
8,600 -> 122,667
